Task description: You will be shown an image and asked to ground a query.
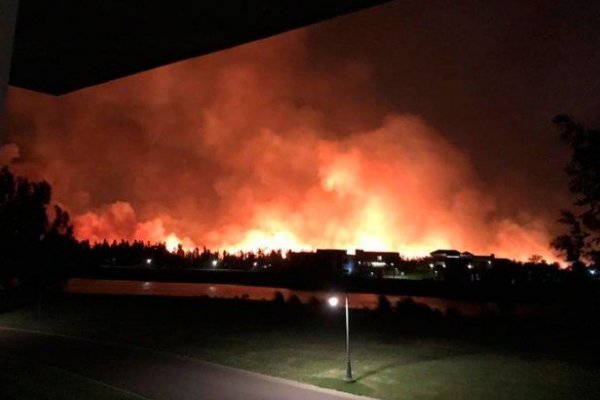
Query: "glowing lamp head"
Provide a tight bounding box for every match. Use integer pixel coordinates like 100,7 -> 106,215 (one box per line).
146,258 -> 152,265
212,260 -> 218,267
328,296 -> 339,307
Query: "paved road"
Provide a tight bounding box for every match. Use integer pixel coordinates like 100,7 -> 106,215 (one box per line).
0,328 -> 371,400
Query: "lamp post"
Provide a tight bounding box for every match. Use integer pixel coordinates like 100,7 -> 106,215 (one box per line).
328,294 -> 354,383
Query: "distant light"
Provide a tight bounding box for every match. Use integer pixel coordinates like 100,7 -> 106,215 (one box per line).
253,261 -> 258,266
212,260 -> 218,267
328,296 -> 339,307
429,263 -> 434,269
590,269 -> 597,276
146,258 -> 152,265
467,264 -> 473,270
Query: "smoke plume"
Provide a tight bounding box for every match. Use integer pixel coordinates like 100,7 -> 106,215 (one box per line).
5,30 -> 558,261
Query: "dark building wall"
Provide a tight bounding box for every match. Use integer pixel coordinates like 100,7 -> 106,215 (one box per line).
0,0 -> 19,141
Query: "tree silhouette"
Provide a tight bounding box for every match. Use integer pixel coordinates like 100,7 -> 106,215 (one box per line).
551,115 -> 600,267
0,166 -> 75,293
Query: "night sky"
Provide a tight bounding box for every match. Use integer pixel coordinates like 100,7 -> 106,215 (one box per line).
306,0 -> 600,213
3,0 -> 600,260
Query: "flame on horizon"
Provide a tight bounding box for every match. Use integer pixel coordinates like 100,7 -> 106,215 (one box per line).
5,30 -> 560,263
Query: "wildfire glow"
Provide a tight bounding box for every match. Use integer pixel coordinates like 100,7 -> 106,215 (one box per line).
223,228 -> 312,254
5,29 -> 562,263
165,234 -> 182,253
163,233 -> 196,253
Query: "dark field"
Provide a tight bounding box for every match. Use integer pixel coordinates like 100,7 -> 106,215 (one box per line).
1,294 -> 600,400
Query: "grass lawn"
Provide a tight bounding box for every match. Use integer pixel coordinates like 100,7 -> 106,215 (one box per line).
0,355 -> 145,400
0,294 -> 599,400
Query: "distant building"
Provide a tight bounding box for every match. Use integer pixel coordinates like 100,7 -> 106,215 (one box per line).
316,249 -> 348,273
354,250 -> 401,278
429,249 -> 511,282
430,249 -> 461,259
288,249 -> 350,276
286,247 -> 517,282
287,248 -> 405,277
287,251 -> 314,266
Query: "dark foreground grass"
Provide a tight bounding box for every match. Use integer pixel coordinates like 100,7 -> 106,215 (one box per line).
1,294 -> 599,400
0,355 -> 145,400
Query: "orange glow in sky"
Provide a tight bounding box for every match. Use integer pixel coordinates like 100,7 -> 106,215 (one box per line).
6,30 -> 562,264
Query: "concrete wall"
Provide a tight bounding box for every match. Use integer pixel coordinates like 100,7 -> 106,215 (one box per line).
0,0 -> 19,143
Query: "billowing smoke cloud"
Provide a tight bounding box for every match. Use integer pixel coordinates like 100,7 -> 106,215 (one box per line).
5,30 -> 558,261
0,142 -> 19,165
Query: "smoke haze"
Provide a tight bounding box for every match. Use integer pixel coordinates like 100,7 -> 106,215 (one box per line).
6,9 -> 586,261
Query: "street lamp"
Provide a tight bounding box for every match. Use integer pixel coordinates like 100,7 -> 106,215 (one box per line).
328,294 -> 354,383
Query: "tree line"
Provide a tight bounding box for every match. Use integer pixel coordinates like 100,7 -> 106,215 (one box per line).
1,115 -> 599,295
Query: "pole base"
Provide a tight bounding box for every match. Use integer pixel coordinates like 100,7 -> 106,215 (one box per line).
344,376 -> 355,383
